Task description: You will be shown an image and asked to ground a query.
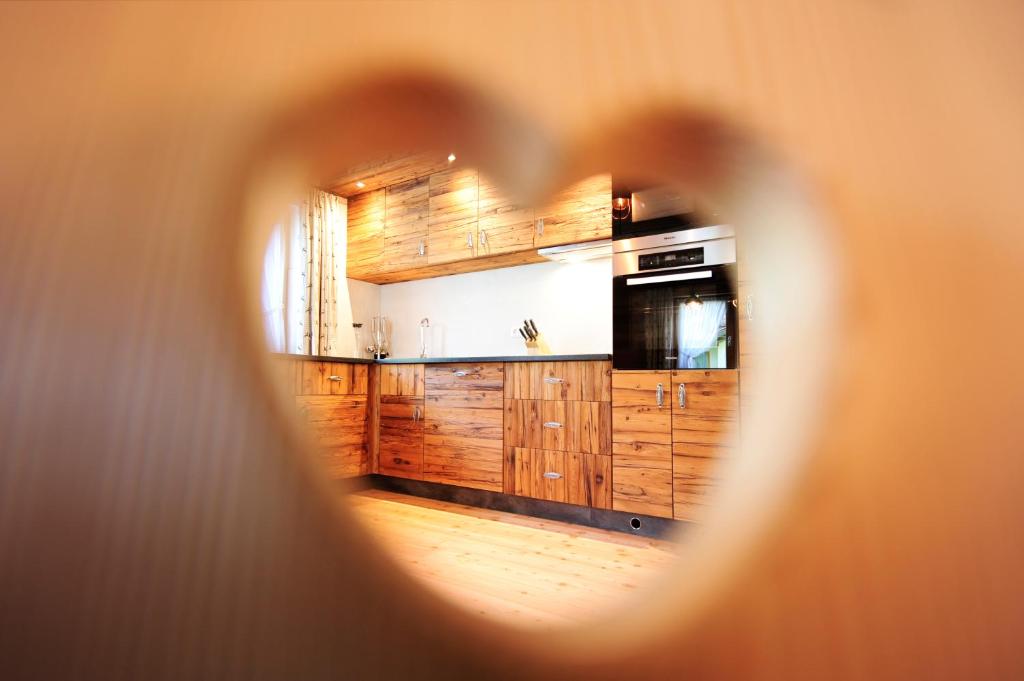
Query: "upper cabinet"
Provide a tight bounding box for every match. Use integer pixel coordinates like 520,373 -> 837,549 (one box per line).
383,177 -> 429,273
346,189 -> 385,281
427,167 -> 479,266
339,155 -> 611,283
477,173 -> 535,257
534,174 -> 612,249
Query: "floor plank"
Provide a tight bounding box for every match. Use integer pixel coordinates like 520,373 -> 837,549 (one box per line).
346,488 -> 679,629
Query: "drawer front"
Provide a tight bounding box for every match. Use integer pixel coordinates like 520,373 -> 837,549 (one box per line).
378,396 -> 424,478
504,361 -> 612,401
423,404 -> 503,492
509,448 -> 611,509
612,464 -> 673,518
295,395 -> 368,479
297,361 -> 369,396
425,363 -> 504,392
504,399 -> 611,455
379,364 -> 425,397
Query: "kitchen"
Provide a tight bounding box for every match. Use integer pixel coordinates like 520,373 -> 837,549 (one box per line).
264,152 -> 749,628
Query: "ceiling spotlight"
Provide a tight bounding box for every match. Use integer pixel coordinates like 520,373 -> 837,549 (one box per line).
447,153 -> 456,162
355,181 -> 365,189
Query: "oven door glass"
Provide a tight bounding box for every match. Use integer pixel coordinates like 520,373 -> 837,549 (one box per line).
612,265 -> 737,370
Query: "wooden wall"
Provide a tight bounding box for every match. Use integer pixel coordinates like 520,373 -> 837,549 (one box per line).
0,2 -> 1021,681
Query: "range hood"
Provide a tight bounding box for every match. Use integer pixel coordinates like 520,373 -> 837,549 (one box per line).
537,239 -> 612,263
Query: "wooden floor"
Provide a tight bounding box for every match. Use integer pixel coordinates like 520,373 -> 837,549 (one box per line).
346,489 -> 679,630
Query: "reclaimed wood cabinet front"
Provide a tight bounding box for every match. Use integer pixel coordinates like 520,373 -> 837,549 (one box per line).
291,360 -> 371,480
671,369 -> 739,521
509,447 -> 611,509
346,189 -> 385,280
533,174 -> 612,248
383,177 -> 429,272
611,370 -> 674,518
422,363 -> 504,491
427,168 -> 479,266
378,364 -> 426,479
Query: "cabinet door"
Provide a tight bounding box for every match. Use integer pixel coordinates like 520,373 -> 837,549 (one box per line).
427,168 -> 478,265
611,370 -> 673,518
671,369 -> 739,521
295,395 -> 368,479
422,363 -> 504,491
346,189 -> 385,280
383,177 -> 429,272
477,173 -> 535,256
534,173 -> 612,248
378,396 -> 424,479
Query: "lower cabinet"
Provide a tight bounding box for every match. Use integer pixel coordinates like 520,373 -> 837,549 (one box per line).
295,395 -> 369,479
422,363 -> 505,492
610,370 -> 674,518
508,447 -> 611,509
378,396 -> 424,478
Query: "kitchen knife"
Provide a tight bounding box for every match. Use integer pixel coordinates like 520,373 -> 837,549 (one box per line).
518,327 -> 530,341
528,319 -> 539,337
523,321 -> 536,340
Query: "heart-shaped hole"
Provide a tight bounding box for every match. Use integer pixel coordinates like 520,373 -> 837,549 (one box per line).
239,72 -> 839,650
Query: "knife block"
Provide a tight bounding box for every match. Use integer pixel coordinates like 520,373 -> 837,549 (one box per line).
524,334 -> 552,356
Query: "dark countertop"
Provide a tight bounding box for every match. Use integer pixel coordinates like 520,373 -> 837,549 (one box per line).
278,353 -> 611,365
378,354 -> 612,364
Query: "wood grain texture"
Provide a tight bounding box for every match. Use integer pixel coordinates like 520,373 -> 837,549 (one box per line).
504,360 -> 612,401
477,172 -> 535,256
384,176 -> 430,272
379,363 -> 425,397
427,167 -> 478,265
5,3 -> 1023,680
298,361 -> 368,395
510,448 -> 611,509
611,370 -> 672,445
504,399 -> 611,455
379,396 -> 425,478
566,451 -> 612,509
295,395 -> 369,478
423,363 -> 504,491
534,174 -> 612,248
327,152 -> 450,197
346,189 -> 386,280
355,247 -> 547,284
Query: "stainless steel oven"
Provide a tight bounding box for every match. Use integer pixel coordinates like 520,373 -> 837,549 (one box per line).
612,225 -> 737,370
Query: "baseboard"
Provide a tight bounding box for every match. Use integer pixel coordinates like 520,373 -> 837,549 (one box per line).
361,474 -> 686,540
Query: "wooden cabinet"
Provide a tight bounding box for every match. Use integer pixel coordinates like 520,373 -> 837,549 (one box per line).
383,177 -> 429,272
504,360 -> 612,402
422,363 -> 504,491
534,174 -> 612,248
291,359 -> 371,480
346,189 -> 385,280
378,363 -> 425,479
477,173 -> 535,256
504,399 -> 611,455
611,370 -> 673,518
671,369 -> 739,521
427,167 -> 478,265
509,447 -> 611,509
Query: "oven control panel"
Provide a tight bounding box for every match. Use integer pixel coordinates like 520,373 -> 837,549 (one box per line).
637,247 -> 704,272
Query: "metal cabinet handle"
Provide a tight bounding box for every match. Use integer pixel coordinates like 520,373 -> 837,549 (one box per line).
412,406 -> 421,422
535,217 -> 544,235
452,370 -> 468,377
328,375 -> 343,382
656,382 -> 664,407
678,383 -> 687,409
418,239 -> 425,257
542,471 -> 562,480
543,421 -> 563,429
745,294 -> 754,321
466,232 -> 474,249
544,377 -> 564,384
479,230 -> 487,247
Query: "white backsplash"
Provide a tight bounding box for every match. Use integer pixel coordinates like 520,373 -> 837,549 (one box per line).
376,259 -> 612,359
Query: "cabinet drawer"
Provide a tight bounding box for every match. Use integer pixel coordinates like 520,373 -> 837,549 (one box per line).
422,435 -> 503,492
504,361 -> 611,401
297,361 -> 369,396
673,455 -> 723,522
425,363 -> 504,393
379,363 -> 424,397
504,399 -> 611,455
612,464 -> 673,518
295,395 -> 368,479
509,448 -> 611,509
378,396 -> 424,478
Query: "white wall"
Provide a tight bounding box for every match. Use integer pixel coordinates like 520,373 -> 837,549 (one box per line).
378,258 -> 612,358
339,278 -> 381,357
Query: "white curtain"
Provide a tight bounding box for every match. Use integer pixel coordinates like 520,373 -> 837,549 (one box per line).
676,300 -> 726,368
260,189 -> 349,356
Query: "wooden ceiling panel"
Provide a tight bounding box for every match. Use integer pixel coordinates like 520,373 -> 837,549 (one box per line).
326,152 -> 453,197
